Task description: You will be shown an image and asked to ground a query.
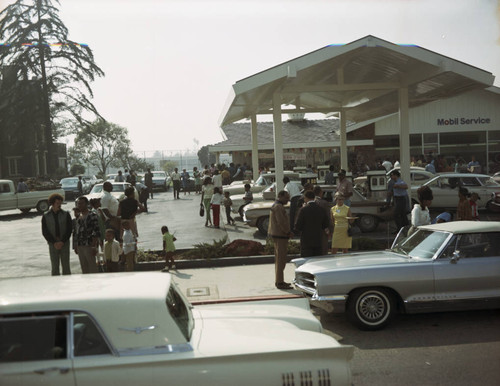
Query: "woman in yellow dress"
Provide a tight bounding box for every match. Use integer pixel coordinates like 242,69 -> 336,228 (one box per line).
331,192 -> 354,254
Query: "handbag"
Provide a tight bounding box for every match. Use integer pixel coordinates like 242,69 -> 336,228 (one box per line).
199,203 -> 205,217
347,224 -> 353,237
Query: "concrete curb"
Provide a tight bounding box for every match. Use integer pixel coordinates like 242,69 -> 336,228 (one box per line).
135,253 -> 301,271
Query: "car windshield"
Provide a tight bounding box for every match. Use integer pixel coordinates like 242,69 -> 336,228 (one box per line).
153,172 -> 166,178
90,185 -> 103,193
61,179 -> 78,186
391,229 -> 451,259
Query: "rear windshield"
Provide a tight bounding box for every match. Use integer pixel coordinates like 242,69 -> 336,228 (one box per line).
165,286 -> 192,341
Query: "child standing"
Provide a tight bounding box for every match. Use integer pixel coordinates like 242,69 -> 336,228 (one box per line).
211,187 -> 223,228
223,191 -> 235,225
161,226 -> 177,272
122,221 -> 136,272
469,192 -> 480,220
104,228 -> 121,272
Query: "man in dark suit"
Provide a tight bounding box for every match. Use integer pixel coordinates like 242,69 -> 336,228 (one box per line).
313,185 -> 333,255
295,190 -> 330,257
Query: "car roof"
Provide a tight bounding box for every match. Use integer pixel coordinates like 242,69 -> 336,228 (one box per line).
0,273 -> 190,349
0,272 -> 172,312
419,221 -> 500,234
432,173 -> 493,178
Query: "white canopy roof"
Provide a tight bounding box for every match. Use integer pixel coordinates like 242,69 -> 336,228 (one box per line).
219,35 -> 494,127
218,35 -> 495,191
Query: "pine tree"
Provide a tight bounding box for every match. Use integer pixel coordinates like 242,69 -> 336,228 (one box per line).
0,0 -> 104,141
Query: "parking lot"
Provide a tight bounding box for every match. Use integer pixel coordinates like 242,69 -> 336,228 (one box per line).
2,189 -> 500,385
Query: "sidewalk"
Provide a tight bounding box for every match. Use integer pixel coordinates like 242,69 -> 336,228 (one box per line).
170,262 -> 300,303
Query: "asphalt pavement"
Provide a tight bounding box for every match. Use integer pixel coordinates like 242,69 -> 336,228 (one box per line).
2,189 -> 500,385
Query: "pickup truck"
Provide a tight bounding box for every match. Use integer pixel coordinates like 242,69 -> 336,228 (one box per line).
0,179 -> 65,214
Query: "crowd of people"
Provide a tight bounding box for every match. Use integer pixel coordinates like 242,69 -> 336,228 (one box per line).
41,157 -> 487,282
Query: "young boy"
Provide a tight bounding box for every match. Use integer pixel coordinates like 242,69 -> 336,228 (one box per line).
161,226 -> 177,272
223,191 -> 235,225
122,221 -> 136,272
103,228 -> 121,272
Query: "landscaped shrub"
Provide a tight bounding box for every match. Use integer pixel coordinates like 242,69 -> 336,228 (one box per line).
224,239 -> 264,256
263,238 -> 301,255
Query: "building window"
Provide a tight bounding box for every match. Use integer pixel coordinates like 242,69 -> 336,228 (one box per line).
7,157 -> 22,176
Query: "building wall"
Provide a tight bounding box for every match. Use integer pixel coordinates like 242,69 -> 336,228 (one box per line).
373,88 -> 500,173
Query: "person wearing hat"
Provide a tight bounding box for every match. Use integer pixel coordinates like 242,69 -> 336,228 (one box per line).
389,169 -> 409,231
335,169 -> 353,207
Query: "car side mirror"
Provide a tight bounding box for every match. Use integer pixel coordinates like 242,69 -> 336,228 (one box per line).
450,250 -> 461,264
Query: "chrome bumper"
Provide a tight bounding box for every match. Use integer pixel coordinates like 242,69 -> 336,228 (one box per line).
293,282 -> 348,313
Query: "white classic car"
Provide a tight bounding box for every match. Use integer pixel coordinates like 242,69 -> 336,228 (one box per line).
0,272 -> 353,386
293,221 -> 500,330
222,171 -> 301,196
410,173 -> 500,211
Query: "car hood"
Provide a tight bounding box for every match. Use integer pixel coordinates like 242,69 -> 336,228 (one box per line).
294,250 -> 409,273
192,299 -> 347,356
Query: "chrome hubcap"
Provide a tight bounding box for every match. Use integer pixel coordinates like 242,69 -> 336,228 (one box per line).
359,294 -> 385,320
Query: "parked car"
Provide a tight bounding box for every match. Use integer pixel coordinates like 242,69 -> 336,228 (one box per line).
354,167 -> 435,193
150,171 -> 170,191
223,171 -> 301,196
82,182 -> 138,202
59,177 -> 91,199
231,181 -> 304,217
293,221 -> 500,330
243,185 -> 392,235
410,173 -> 500,211
492,171 -> 500,184
0,179 -> 65,214
0,272 -> 353,386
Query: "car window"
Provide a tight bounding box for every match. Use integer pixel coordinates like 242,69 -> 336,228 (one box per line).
478,177 -> 499,187
459,177 -> 480,187
113,184 -> 126,192
0,314 -> 67,362
166,286 -> 192,341
413,173 -> 429,181
425,177 -> 440,188
255,176 -> 266,186
61,179 -> 78,186
453,232 -> 500,258
153,173 -> 166,178
73,313 -> 112,357
392,229 -> 450,259
0,182 -> 12,193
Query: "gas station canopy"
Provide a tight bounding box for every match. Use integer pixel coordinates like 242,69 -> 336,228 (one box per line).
218,35 -> 495,191
220,35 -> 494,126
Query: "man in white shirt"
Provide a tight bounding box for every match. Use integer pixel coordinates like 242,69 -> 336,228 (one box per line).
100,182 -> 119,237
171,168 -> 181,199
382,158 -> 393,172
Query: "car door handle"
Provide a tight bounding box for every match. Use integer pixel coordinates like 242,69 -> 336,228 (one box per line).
34,367 -> 70,375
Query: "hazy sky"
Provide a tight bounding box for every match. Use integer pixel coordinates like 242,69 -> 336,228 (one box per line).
3,0 -> 500,154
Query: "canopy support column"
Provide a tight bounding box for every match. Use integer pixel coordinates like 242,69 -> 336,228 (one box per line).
398,87 -> 411,201
251,114 -> 259,181
340,109 -> 348,171
273,93 -> 284,192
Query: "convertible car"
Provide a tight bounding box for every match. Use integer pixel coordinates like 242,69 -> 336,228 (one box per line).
0,272 -> 353,386
293,221 -> 500,330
